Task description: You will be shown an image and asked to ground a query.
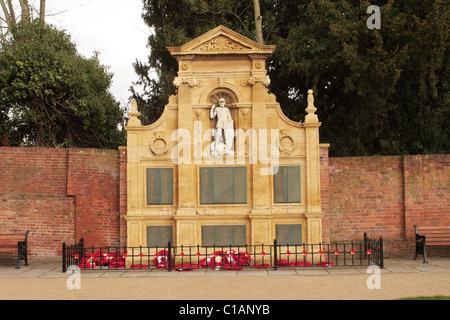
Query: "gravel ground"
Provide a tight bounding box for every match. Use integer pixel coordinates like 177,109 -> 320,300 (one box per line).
1,258 -> 449,300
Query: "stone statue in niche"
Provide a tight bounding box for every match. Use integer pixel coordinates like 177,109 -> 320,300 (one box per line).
210,98 -> 234,156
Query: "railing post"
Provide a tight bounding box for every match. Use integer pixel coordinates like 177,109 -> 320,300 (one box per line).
364,232 -> 368,259
168,241 -> 172,272
273,239 -> 278,271
62,242 -> 66,273
379,237 -> 384,269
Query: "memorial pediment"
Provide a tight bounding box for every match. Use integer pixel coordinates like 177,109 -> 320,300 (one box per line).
167,25 -> 276,57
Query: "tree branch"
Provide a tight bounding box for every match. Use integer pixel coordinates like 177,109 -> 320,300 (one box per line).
18,0 -> 30,22
40,0 -> 45,22
6,0 -> 15,22
0,0 -> 12,29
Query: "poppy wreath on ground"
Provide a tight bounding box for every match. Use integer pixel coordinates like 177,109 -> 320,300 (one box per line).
316,261 -> 335,267
93,251 -> 109,266
108,258 -> 125,269
78,257 -> 96,269
78,251 -> 126,269
277,260 -> 313,267
130,264 -> 149,269
76,249 -> 338,270
195,250 -> 251,271
174,263 -> 199,271
153,250 -> 172,269
251,263 -> 270,269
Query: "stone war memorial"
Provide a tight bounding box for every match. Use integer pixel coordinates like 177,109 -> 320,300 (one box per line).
124,25 -> 324,250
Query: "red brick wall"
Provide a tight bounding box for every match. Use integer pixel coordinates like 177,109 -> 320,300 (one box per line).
66,148 -> 121,248
0,147 -> 122,259
319,145 -> 331,244
1,146 -> 449,259
323,153 -> 450,256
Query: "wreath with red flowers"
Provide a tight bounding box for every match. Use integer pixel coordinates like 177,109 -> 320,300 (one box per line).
78,250 -> 126,269
77,249 -> 337,271
153,250 -> 171,269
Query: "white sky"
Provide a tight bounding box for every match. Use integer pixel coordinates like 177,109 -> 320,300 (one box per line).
45,0 -> 151,106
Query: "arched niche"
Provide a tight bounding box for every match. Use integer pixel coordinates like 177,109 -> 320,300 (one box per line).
207,88 -> 240,149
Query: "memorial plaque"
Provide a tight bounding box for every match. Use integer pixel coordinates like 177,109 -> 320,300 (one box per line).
147,168 -> 173,205
276,224 -> 302,245
202,225 -> 246,246
200,167 -> 247,204
147,226 -> 173,247
273,166 -> 301,203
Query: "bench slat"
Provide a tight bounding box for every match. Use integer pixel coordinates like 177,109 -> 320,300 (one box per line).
0,237 -> 26,241
425,232 -> 450,236
418,227 -> 450,232
425,241 -> 450,246
417,226 -> 450,230
427,238 -> 450,243
0,246 -> 19,250
418,229 -> 450,233
0,233 -> 25,239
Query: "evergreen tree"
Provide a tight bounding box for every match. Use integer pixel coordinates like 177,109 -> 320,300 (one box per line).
132,0 -> 449,156
0,20 -> 126,148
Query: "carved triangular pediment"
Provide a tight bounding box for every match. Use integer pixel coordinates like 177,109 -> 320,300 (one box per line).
167,25 -> 276,57
193,35 -> 251,52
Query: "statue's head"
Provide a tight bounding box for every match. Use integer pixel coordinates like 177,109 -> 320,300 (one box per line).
218,98 -> 226,107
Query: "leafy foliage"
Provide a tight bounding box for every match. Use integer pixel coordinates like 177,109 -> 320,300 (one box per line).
133,0 -> 449,156
0,20 -> 126,148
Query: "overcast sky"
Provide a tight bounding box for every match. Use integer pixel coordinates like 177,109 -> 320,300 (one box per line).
45,0 -> 150,106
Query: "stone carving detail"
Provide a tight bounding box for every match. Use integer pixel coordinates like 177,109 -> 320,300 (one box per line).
305,89 -> 318,123
240,109 -> 251,131
194,36 -> 248,51
168,95 -> 178,104
127,99 -> 142,127
278,129 -> 295,155
150,133 -> 169,157
210,91 -> 235,106
173,77 -> 203,88
241,75 -> 271,87
266,93 -> 277,102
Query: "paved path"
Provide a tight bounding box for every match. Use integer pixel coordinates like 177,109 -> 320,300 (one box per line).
0,257 -> 449,300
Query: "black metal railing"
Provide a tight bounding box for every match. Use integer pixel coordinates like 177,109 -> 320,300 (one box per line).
62,233 -> 383,273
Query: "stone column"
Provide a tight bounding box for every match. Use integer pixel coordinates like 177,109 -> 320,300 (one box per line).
174,215 -> 199,247
304,90 -> 324,244
250,60 -> 272,215
174,69 -> 197,218
125,100 -> 143,247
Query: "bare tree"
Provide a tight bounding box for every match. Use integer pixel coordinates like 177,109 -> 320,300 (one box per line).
0,0 -> 46,44
18,0 -> 30,22
40,0 -> 45,22
253,0 -> 263,44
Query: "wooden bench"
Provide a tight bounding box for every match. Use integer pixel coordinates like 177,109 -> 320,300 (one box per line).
414,225 -> 450,263
0,231 -> 29,269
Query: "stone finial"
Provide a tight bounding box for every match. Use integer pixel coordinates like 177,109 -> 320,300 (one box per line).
127,99 -> 142,127
305,89 -> 318,123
